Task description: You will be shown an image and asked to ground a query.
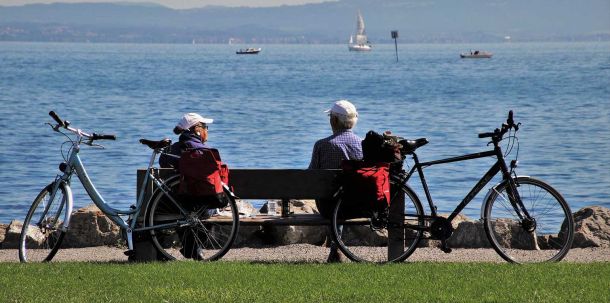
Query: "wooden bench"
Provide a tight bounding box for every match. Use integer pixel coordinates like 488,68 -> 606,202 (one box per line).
133,168 -> 405,261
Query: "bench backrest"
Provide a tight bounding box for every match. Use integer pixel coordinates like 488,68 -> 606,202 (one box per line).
137,168 -> 340,201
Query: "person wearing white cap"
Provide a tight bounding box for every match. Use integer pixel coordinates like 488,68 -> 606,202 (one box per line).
309,99 -> 363,262
159,112 -> 214,170
159,112 -> 219,259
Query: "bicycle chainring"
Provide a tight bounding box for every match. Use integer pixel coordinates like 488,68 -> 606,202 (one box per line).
430,217 -> 454,240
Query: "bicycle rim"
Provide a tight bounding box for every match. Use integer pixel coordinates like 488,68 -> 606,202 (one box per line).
331,182 -> 424,263
148,179 -> 239,261
484,176 -> 574,263
19,184 -> 68,263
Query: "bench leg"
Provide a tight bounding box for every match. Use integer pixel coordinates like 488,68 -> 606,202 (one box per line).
388,183 -> 405,261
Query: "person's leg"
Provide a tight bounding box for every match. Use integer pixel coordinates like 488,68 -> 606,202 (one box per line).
327,225 -> 344,262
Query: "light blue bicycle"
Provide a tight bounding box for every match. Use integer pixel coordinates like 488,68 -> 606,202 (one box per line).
19,111 -> 240,262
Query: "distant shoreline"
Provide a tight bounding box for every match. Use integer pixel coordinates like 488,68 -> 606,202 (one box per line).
1,40 -> 610,45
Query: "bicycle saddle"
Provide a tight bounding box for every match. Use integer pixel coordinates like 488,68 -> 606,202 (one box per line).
399,138 -> 429,154
139,138 -> 172,149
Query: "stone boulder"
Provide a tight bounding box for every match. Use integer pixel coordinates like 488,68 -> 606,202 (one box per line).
447,220 -> 492,248
572,206 -> 610,248
2,220 -> 26,249
62,204 -> 122,248
260,200 -> 326,246
235,200 -> 257,217
0,223 -> 8,248
232,199 -> 266,247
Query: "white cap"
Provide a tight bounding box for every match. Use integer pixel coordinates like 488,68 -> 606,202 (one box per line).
324,100 -> 358,118
176,113 -> 213,131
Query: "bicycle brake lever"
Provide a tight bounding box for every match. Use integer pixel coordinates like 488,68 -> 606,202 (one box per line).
90,143 -> 105,149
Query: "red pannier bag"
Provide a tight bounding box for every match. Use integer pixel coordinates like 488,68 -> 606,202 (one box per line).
340,160 -> 391,214
178,148 -> 229,198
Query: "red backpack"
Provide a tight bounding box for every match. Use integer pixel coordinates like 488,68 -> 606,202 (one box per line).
340,160 -> 391,212
178,148 -> 229,197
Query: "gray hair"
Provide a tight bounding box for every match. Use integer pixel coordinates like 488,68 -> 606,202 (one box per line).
331,112 -> 358,130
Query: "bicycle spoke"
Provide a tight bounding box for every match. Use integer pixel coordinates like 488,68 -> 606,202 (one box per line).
484,177 -> 574,263
148,177 -> 239,261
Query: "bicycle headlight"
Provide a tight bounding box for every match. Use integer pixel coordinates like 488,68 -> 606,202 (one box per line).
59,162 -> 68,172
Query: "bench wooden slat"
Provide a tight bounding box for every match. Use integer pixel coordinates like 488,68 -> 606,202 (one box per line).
229,169 -> 339,199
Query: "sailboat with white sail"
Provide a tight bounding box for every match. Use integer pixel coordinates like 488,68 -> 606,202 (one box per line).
348,11 -> 372,51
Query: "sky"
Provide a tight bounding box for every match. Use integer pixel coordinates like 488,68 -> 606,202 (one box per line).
0,0 -> 330,9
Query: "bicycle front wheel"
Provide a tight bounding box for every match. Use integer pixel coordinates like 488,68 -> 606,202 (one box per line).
19,183 -> 70,263
484,176 -> 574,263
331,181 -> 424,263
147,177 -> 239,261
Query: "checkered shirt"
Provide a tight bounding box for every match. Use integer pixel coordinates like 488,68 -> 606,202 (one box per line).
308,130 -> 363,169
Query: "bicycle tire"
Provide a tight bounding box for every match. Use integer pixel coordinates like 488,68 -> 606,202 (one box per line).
19,183 -> 70,263
147,176 -> 239,261
331,180 -> 424,263
483,176 -> 574,263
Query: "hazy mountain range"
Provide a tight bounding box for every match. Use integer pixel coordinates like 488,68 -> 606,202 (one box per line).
1,0 -> 609,43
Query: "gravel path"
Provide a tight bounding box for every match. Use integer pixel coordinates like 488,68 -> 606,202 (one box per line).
1,245 -> 609,263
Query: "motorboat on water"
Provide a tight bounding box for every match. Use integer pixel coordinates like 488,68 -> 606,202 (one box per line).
348,11 -> 372,51
460,50 -> 492,58
236,48 -> 261,54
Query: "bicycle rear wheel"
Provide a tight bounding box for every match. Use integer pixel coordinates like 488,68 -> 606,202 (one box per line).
484,176 -> 574,263
147,177 -> 239,261
331,181 -> 424,263
19,183 -> 70,263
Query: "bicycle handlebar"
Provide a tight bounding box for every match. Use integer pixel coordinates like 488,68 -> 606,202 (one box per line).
49,111 -> 65,127
92,133 -> 117,141
478,110 -> 520,140
49,111 -> 116,141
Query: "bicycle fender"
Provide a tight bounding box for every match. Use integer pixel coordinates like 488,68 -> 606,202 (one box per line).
479,175 -> 530,220
61,182 -> 73,231
46,181 -> 73,231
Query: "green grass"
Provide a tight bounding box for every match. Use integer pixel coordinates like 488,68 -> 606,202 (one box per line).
1,262 -> 609,302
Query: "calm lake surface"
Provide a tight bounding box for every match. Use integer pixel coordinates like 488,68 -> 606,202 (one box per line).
0,41 -> 609,223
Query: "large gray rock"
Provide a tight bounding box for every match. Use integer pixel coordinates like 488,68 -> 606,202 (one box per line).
572,206 -> 610,248
447,220 -> 492,248
2,220 -> 26,249
62,204 -> 122,248
0,223 -> 8,248
266,200 -> 326,246
2,220 -> 69,249
232,200 -> 266,247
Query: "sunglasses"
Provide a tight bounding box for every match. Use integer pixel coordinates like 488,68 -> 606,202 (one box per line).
196,123 -> 208,130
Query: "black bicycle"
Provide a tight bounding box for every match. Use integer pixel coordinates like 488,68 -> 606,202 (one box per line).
331,111 -> 575,263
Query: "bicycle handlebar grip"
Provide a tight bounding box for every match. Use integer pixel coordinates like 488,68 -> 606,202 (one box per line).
478,132 -> 495,138
49,111 -> 65,127
92,133 -> 116,140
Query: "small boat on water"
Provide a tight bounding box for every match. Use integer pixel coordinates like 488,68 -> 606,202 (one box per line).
236,48 -> 261,55
460,50 -> 493,58
348,11 -> 372,51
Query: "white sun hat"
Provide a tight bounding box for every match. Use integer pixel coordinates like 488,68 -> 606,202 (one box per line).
176,113 -> 214,131
324,100 -> 358,118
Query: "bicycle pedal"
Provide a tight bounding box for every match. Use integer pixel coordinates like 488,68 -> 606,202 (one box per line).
439,241 -> 452,253
123,250 -> 135,257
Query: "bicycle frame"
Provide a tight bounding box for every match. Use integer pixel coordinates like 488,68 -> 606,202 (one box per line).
54,139 -> 185,250
396,138 -> 530,224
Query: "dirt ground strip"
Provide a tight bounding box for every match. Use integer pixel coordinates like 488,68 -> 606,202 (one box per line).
1,245 -> 609,263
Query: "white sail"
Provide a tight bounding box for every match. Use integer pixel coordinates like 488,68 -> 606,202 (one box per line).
348,10 -> 372,51
356,11 -> 366,36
